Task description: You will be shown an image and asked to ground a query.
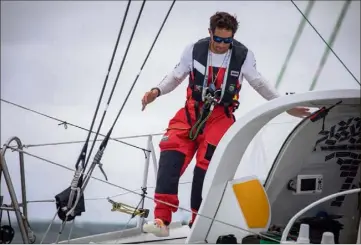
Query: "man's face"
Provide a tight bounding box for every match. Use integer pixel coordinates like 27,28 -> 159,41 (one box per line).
209,27 -> 233,54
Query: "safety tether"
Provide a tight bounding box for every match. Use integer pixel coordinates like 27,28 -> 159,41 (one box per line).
189,86 -> 222,140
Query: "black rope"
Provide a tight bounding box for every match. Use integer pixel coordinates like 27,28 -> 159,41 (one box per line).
137,187 -> 148,218
84,0 -> 176,170
110,0 -> 176,129
81,0 -> 176,214
131,189 -> 147,219
142,149 -> 147,158
84,0 -> 132,168
290,0 -> 360,86
73,0 -> 133,171
0,98 -> 149,152
83,0 -> 147,170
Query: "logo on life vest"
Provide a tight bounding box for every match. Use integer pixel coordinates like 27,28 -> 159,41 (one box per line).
230,70 -> 239,77
228,84 -> 235,92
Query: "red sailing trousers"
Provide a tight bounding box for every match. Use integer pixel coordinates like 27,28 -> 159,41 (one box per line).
153,99 -> 235,225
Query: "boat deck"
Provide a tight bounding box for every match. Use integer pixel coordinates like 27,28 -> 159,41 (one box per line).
59,222 -> 191,244
104,225 -> 189,244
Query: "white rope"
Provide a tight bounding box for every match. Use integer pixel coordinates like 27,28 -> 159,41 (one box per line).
40,208 -> 60,244
67,219 -> 76,243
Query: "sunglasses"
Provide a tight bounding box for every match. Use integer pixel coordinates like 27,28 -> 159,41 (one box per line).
212,35 -> 233,44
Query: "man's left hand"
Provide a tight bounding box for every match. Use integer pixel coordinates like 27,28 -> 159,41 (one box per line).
286,107 -> 312,118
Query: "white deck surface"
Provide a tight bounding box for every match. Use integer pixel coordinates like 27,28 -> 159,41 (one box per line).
104,225 -> 190,244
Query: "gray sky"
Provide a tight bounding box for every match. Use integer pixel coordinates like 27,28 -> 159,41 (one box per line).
1,0 -> 360,225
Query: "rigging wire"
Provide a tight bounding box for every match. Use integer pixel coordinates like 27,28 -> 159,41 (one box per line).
4,145 -> 281,243
83,0 -> 177,172
275,0 -> 315,89
290,0 -> 360,87
52,1 -> 144,240
52,0 -> 181,242
3,1 -> 349,243
81,0 -> 147,190
308,0 -> 351,90
71,0 -> 133,178
108,0 -> 176,131
105,3 -> 178,240
83,0 -> 133,169
26,180 -> 192,204
0,98 -> 150,152
81,0 -> 176,192
19,132 -> 164,149
9,121 -> 301,150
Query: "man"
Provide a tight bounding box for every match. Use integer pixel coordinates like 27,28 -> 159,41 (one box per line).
141,12 -> 311,237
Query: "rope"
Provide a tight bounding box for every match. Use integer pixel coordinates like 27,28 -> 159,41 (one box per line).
81,0 -> 177,206
189,108 -> 213,140
109,0 -> 176,131
5,145 -> 281,243
67,219 -> 76,242
290,0 -> 360,87
39,208 -> 60,244
275,0 -> 315,89
83,0 -> 133,168
308,0 -> 351,90
0,98 -> 150,152
113,214 -> 138,244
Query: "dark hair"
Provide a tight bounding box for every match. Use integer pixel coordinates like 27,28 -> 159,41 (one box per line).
210,12 -> 239,35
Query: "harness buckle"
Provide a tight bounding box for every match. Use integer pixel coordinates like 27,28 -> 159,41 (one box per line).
204,86 -> 221,105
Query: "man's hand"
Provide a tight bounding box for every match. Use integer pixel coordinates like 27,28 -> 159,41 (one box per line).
286,106 -> 312,118
141,88 -> 159,111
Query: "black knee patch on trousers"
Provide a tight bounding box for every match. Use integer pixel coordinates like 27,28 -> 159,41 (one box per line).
204,143 -> 216,162
155,150 -> 185,195
191,166 -> 206,211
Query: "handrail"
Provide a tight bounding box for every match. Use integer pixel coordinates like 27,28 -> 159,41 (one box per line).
0,136 -> 31,243
280,188 -> 361,243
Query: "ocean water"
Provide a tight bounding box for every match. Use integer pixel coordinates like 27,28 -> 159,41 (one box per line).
10,221 -> 136,244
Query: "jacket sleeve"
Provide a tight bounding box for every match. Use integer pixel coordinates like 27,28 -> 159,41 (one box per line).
241,50 -> 280,100
155,43 -> 193,96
